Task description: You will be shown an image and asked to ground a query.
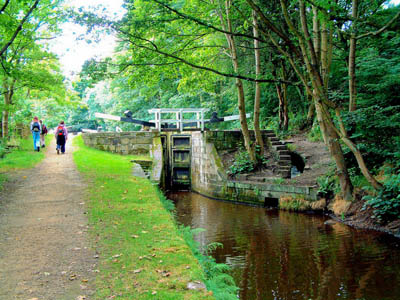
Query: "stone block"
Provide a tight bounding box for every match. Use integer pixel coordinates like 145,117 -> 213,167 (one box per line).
135,136 -> 153,144
121,138 -> 130,145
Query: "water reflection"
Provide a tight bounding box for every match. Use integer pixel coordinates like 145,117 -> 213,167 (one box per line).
168,191 -> 400,300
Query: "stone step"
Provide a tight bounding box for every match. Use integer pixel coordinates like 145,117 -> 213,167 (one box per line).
278,150 -> 290,156
279,167 -> 292,173
269,137 -> 280,142
248,176 -> 266,183
265,134 -> 276,139
271,141 -> 284,146
278,160 -> 291,166
279,171 -> 291,179
279,155 -> 291,160
263,130 -> 275,134
273,145 -> 287,151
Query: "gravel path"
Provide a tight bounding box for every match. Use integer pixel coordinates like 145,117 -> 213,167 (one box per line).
0,136 -> 97,300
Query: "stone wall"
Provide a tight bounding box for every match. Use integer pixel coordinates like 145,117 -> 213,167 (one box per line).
191,131 -> 228,199
191,130 -> 318,205
82,131 -> 158,155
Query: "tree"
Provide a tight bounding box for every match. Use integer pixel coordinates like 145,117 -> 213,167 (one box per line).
0,0 -> 67,138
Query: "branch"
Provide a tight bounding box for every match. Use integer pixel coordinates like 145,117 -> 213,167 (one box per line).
150,0 -> 268,44
0,0 -> 40,57
117,27 -> 296,85
356,10 -> 400,39
246,0 -> 302,59
0,0 -> 10,14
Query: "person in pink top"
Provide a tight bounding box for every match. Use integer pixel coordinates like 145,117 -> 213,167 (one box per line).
55,121 -> 68,154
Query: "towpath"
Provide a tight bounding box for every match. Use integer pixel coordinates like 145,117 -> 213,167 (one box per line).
0,137 -> 97,300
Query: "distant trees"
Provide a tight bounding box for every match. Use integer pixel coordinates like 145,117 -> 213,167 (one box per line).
0,0 -> 67,138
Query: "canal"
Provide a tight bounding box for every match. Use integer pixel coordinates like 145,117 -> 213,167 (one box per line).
167,191 -> 400,300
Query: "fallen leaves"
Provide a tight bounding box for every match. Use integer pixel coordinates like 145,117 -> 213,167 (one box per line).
155,269 -> 172,277
133,268 -> 143,274
69,274 -> 77,281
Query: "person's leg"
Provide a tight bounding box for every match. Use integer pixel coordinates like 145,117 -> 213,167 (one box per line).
33,132 -> 40,151
40,134 -> 45,147
61,142 -> 65,153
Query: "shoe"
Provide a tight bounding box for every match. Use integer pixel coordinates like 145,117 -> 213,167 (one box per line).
42,145 -> 45,148
57,148 -> 60,155
37,146 -> 40,152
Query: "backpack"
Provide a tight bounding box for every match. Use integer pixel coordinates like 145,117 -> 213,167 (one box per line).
41,124 -> 48,134
32,122 -> 40,132
57,126 -> 65,136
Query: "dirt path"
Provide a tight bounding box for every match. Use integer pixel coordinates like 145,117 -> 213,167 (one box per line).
0,136 -> 97,300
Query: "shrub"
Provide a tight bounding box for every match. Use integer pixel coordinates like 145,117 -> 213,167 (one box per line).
317,170 -> 338,199
363,173 -> 400,223
227,149 -> 255,176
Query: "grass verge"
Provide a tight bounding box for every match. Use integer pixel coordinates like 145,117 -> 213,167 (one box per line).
73,136 -> 216,300
0,135 -> 51,188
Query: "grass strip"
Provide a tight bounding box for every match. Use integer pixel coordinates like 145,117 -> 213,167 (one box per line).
0,135 -> 51,188
73,136 -> 215,300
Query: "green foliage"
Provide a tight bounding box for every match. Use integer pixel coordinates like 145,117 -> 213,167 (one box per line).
181,227 -> 238,300
363,162 -> 400,223
317,170 -> 338,199
227,149 -> 255,176
0,136 -> 50,172
0,136 -> 50,190
273,178 -> 285,185
307,123 -> 323,142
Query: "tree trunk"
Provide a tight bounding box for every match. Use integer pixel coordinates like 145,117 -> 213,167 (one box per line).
280,63 -> 289,131
2,80 -> 15,138
305,96 -> 315,128
348,0 -> 358,112
315,101 -> 353,200
218,0 -> 256,163
252,10 -> 264,156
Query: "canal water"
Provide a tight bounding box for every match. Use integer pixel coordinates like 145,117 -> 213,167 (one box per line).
167,191 -> 400,300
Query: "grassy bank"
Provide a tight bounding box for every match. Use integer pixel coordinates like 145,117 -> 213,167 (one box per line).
0,135 -> 51,188
73,136 -> 216,300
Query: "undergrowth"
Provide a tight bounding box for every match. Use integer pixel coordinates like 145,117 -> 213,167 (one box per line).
362,160 -> 400,223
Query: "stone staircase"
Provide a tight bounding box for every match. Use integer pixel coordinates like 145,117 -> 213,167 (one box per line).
131,159 -> 152,179
262,130 -> 291,178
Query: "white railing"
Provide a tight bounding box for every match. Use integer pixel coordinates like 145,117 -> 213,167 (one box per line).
148,108 -> 209,132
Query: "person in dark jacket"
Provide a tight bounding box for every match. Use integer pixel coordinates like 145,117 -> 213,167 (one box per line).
30,116 -> 41,152
39,120 -> 48,148
55,121 -> 68,154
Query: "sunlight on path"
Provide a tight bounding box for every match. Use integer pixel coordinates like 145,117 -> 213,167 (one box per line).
0,136 -> 97,300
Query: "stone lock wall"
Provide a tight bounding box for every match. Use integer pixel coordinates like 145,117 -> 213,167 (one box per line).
191,130 -> 318,204
82,132 -> 158,155
83,130 -> 318,205
191,131 -> 229,199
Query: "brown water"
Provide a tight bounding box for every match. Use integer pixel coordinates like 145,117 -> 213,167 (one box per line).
167,191 -> 400,300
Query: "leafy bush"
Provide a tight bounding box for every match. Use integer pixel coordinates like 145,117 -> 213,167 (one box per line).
363,173 -> 400,223
227,149 -> 255,176
317,170 -> 338,199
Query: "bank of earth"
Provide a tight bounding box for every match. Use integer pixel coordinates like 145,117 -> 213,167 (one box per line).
225,133 -> 400,238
